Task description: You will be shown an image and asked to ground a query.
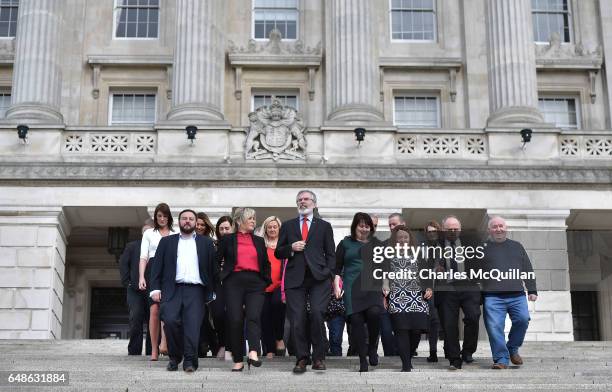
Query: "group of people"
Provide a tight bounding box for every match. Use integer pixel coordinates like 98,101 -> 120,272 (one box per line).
120,190 -> 538,374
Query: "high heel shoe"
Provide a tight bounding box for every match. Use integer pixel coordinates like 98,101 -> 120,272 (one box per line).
247,357 -> 262,369
359,357 -> 369,372
231,364 -> 244,372
150,351 -> 159,361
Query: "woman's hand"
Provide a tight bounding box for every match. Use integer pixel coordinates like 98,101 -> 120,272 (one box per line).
333,275 -> 344,299
382,288 -> 390,297
423,288 -> 433,300
138,276 -> 147,291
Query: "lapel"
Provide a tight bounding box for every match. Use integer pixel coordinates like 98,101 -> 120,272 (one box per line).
195,236 -> 203,272
294,217 -> 302,239
170,234 -> 180,274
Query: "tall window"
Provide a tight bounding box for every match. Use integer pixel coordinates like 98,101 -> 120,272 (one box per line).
538,97 -> 579,129
0,92 -> 10,117
253,0 -> 298,40
532,0 -> 571,43
252,92 -> 298,110
0,0 -> 18,38
110,93 -> 156,124
394,95 -> 440,127
114,0 -> 159,39
390,0 -> 436,41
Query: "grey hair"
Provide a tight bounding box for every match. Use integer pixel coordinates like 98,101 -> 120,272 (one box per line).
442,215 -> 461,227
388,212 -> 405,222
296,189 -> 317,204
487,216 -> 506,229
233,207 -> 256,229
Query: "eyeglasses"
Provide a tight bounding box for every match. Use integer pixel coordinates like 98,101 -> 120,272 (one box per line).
297,197 -> 313,202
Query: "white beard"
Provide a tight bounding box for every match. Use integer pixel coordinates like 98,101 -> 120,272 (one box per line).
298,207 -> 312,216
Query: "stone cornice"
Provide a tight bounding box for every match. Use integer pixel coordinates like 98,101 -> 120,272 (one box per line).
0,162 -> 611,185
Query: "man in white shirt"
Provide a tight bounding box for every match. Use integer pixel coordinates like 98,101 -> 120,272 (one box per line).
150,209 -> 216,373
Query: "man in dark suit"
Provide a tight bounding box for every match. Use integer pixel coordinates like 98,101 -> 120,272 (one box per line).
276,190 -> 336,373
120,221 -> 153,356
150,209 -> 216,373
435,215 -> 482,370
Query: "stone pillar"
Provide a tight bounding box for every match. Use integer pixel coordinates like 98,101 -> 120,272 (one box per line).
167,0 -> 225,122
0,207 -> 70,339
486,209 -> 573,341
485,0 -> 543,125
6,0 -> 63,124
599,0 -> 612,128
325,0 -> 382,122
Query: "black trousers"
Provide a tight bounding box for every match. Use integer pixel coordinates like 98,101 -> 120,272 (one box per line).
223,271 -> 267,363
209,284 -> 226,348
348,306 -> 381,360
427,297 -> 441,353
261,288 -> 286,355
161,284 -> 205,368
396,330 -> 415,370
285,273 -> 331,362
126,287 -> 152,355
438,289 -> 481,362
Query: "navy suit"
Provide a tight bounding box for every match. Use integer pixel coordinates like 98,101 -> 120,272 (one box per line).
150,233 -> 217,368
275,216 -> 335,362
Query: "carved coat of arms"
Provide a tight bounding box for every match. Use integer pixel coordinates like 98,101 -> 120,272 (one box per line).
245,99 -> 307,161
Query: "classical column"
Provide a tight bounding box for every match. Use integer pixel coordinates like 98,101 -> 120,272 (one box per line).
6,0 -> 63,124
486,209 -> 573,341
167,0 -> 225,122
326,0 -> 382,122
486,0 -> 543,125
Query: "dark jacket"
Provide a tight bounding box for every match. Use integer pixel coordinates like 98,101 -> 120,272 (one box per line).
216,232 -> 272,285
481,239 -> 537,296
275,216 -> 336,289
150,233 -> 217,302
119,240 -> 141,290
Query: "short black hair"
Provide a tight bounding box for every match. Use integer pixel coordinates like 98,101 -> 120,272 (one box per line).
350,212 -> 375,240
178,209 -> 197,220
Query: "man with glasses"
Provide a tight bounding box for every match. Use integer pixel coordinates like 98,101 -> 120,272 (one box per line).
437,215 -> 482,370
276,190 -> 336,373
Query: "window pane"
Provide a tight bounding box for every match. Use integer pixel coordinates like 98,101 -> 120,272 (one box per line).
115,0 -> 158,38
394,96 -> 439,127
111,93 -> 156,124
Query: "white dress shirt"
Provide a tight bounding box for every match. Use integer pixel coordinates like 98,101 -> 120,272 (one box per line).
300,212 -> 313,230
140,227 -> 176,260
175,233 -> 203,285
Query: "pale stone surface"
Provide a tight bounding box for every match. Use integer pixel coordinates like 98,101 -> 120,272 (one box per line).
14,289 -> 50,309
17,248 -> 53,267
30,309 -> 50,330
0,288 -> 14,308
0,227 -> 38,247
167,0 -> 225,122
0,310 -> 30,330
6,0 -> 63,123
485,0 -> 543,125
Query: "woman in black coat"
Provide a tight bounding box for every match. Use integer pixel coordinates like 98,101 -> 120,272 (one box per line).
216,207 -> 271,371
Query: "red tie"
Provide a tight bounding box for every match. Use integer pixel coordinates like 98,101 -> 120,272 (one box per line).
301,217 -> 309,241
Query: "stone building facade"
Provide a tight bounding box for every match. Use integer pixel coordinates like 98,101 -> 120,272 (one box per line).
0,0 -> 611,341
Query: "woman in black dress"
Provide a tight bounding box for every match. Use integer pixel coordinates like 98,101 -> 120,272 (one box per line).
334,212 -> 384,372
383,225 -> 433,372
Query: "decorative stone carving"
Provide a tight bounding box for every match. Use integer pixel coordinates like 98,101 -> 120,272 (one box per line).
228,29 -> 321,56
245,99 -> 307,161
535,33 -> 602,59
395,134 -> 487,158
63,132 -> 157,154
0,38 -> 15,54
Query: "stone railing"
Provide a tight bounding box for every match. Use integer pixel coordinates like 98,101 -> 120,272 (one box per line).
558,131 -> 612,159
62,129 -> 156,154
394,129 -> 488,159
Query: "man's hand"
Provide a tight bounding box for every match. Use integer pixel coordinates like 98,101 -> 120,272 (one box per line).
528,294 -> 537,302
152,292 -> 161,303
292,240 -> 306,252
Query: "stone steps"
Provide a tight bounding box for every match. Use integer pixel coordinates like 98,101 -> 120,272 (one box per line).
0,340 -> 611,391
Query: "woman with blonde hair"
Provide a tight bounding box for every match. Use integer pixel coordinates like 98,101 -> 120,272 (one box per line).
216,208 -> 271,371
260,216 -> 287,358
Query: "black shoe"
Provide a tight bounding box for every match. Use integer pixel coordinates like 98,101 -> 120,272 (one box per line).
305,357 -> 312,366
293,359 -> 307,374
411,351 -> 418,357
401,367 -> 412,372
183,365 -> 195,373
368,351 -> 379,366
275,348 -> 286,357
166,360 -> 179,371
462,353 -> 474,364
312,359 -> 326,371
231,363 -> 244,372
427,352 -> 438,363
359,357 -> 368,372
449,360 -> 462,370
247,357 -> 262,369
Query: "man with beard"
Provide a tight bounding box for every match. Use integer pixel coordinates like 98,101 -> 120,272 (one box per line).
150,209 -> 216,373
436,215 -> 481,370
276,190 -> 336,373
